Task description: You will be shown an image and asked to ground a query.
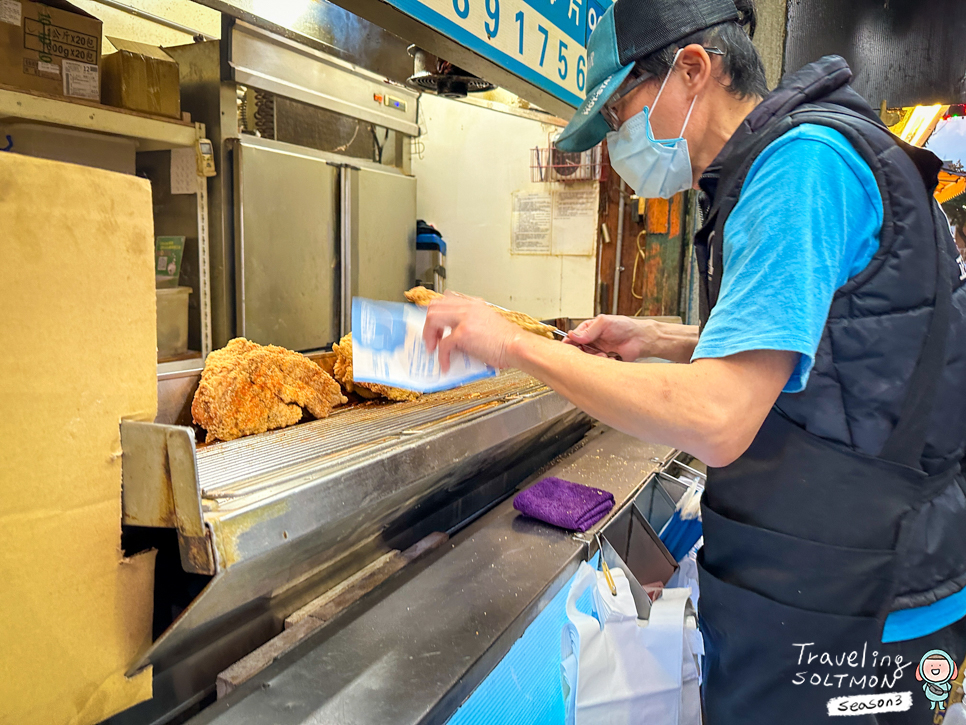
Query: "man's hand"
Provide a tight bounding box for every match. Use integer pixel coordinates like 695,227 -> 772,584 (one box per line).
422,292 -> 524,372
565,315 -> 699,364
565,316 -> 653,361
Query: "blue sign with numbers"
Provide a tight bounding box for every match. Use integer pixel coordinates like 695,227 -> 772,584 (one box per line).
585,0 -> 607,44
384,0 -> 612,109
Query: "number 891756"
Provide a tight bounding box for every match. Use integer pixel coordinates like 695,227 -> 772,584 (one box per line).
450,0 -> 586,92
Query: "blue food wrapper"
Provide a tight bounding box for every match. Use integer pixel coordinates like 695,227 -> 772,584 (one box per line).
351,297 -> 497,394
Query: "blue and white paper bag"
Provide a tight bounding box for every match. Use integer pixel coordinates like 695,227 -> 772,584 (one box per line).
351,297 -> 497,394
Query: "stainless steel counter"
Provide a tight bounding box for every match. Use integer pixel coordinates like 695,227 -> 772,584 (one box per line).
115,370 -> 592,725
187,427 -> 675,725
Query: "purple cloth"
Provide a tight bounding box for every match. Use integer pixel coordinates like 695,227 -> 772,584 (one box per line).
513,477 -> 615,532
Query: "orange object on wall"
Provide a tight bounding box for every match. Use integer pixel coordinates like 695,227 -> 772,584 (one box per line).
669,194 -> 683,238
646,198 -> 671,234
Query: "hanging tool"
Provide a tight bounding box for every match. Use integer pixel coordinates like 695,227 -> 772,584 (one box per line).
595,531 -> 618,596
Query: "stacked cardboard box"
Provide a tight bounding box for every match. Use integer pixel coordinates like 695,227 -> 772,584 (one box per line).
0,0 -> 102,101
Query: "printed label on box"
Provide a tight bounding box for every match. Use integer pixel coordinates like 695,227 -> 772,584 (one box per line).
62,60 -> 98,100
155,236 -> 186,288
0,0 -> 21,26
37,60 -> 60,76
23,57 -> 61,79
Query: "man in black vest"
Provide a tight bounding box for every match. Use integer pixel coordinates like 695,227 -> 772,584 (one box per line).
422,0 -> 966,721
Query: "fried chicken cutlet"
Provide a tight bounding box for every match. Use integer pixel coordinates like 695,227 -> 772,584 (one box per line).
332,333 -> 420,402
192,338 -> 347,442
404,286 -> 444,307
404,286 -> 557,339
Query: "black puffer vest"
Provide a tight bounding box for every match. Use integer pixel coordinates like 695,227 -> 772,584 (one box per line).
693,57 -> 966,725
694,56 -> 966,609
697,56 -> 966,475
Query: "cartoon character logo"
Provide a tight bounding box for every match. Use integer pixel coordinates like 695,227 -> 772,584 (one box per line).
917,649 -> 958,711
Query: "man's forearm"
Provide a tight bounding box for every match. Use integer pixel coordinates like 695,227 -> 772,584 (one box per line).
643,321 -> 700,363
506,332 -> 793,467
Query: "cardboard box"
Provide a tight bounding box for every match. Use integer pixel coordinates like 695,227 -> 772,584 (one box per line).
0,0 -> 102,101
0,153 -> 157,724
102,37 -> 181,118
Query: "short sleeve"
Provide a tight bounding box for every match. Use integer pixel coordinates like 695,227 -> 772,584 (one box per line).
691,124 -> 884,393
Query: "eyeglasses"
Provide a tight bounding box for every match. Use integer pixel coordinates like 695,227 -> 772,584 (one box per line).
602,47 -> 725,132
602,71 -> 654,130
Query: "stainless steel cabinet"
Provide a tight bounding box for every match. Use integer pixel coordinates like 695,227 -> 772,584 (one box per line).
342,166 -> 417,333
234,135 -> 416,350
234,136 -> 341,351
171,25 -> 419,352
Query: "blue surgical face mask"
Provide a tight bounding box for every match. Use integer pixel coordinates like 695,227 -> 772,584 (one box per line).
605,51 -> 697,199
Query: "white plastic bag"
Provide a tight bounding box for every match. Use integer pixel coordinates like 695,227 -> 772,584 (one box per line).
667,553 -> 701,617
561,562 -> 701,725
945,703 -> 966,725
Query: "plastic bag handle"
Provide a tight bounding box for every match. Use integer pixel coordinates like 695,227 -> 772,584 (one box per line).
566,562 -> 604,631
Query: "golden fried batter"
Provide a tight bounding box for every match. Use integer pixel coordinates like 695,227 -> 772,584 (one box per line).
332,334 -> 420,402
404,286 -> 557,339
192,338 -> 347,442
404,286 -> 444,307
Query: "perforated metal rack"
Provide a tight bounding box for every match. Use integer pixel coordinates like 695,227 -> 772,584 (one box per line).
195,372 -> 546,501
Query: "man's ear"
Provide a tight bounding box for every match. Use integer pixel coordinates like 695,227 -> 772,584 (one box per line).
678,44 -> 714,92
952,662 -> 959,681
916,664 -> 923,681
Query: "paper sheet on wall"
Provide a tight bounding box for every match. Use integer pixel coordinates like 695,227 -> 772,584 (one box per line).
511,187 -> 599,256
511,191 -> 553,254
551,186 -> 599,256
171,147 -> 197,195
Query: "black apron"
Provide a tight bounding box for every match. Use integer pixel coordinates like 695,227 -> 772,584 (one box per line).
695,188 -> 966,724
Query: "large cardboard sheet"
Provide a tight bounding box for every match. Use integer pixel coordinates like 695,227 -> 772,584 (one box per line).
0,153 -> 158,723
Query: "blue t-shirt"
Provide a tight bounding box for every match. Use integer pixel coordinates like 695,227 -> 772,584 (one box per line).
692,124 -> 881,391
691,123 -> 966,641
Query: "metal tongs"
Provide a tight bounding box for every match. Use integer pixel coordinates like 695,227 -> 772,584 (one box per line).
548,326 -> 621,359
469,295 -> 621,360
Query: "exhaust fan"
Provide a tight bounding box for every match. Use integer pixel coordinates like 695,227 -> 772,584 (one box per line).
407,46 -> 494,98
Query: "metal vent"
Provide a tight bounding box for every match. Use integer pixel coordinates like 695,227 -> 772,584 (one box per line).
407,46 -> 494,98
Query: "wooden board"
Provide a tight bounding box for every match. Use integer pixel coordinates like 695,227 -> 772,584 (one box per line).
0,81 -> 193,126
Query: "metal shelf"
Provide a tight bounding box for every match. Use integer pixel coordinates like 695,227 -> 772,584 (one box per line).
0,83 -> 197,151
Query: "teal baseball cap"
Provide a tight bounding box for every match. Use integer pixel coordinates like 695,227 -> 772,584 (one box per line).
556,6 -> 633,153
556,0 -> 740,153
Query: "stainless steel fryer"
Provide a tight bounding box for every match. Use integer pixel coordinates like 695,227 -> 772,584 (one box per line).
116,369 -> 591,724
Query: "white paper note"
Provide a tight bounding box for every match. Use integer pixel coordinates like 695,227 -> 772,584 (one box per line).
351,297 -> 496,394
511,191 -> 553,254
37,60 -> 60,77
552,185 -> 599,256
170,148 -> 197,195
